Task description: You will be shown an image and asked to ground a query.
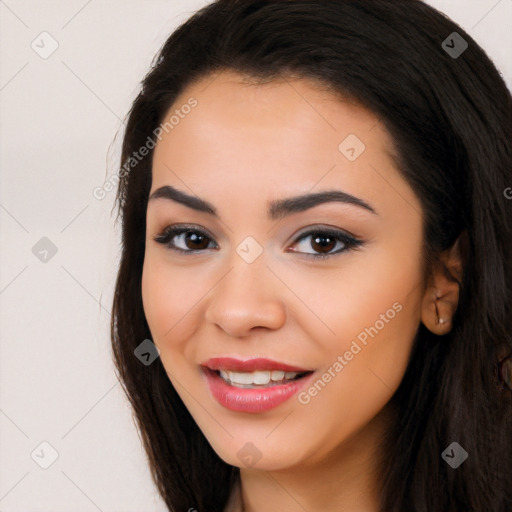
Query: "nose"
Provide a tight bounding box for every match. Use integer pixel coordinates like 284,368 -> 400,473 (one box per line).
204,255 -> 287,338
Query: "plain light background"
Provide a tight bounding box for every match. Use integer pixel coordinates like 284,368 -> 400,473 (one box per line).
0,1 -> 510,510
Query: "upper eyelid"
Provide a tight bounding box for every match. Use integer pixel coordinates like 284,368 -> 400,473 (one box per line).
155,223 -> 356,237
154,223 -> 360,248
158,224 -> 218,244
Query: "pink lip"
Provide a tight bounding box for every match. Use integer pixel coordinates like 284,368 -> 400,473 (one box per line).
201,357 -> 312,372
200,365 -> 315,413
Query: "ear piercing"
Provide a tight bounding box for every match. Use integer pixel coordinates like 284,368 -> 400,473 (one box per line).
435,302 -> 447,325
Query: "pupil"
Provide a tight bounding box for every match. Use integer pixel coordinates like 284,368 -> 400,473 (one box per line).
186,232 -> 209,250
312,235 -> 336,253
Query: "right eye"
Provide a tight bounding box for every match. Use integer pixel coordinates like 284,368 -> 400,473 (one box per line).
153,225 -> 218,254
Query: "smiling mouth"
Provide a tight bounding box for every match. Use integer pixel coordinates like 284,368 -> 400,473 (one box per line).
201,363 -> 316,412
215,369 -> 313,389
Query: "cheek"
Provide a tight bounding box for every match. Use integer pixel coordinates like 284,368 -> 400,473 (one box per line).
141,255 -> 203,361
324,222 -> 423,343
292,292 -> 420,463
322,267 -> 421,364
306,250 -> 422,418
279,240 -> 423,358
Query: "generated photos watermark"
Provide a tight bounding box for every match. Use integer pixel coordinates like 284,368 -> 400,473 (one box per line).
93,97 -> 198,200
298,301 -> 403,405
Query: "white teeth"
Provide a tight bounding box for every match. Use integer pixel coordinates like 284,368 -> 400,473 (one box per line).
252,371 -> 271,385
270,370 -> 285,381
218,369 -> 302,386
228,371 -> 256,385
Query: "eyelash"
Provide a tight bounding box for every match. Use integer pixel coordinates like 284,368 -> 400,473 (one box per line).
153,224 -> 364,259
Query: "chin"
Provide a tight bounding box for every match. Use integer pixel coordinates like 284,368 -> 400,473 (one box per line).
205,431 -> 309,472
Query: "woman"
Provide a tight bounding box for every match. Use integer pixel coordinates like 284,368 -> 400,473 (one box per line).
111,1 -> 512,510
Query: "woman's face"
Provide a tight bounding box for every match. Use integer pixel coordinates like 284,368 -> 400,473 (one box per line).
142,70 -> 426,471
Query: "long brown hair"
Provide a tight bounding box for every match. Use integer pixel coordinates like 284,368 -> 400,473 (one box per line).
111,1 -> 512,510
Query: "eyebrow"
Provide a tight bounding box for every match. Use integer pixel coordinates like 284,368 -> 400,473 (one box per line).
148,185 -> 377,219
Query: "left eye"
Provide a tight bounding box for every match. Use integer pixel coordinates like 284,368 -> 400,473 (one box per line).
153,225 -> 364,259
288,228 -> 364,259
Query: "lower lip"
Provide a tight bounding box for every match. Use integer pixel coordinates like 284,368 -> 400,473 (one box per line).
201,367 -> 314,413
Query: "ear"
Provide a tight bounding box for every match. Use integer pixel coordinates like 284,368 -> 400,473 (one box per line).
420,232 -> 465,335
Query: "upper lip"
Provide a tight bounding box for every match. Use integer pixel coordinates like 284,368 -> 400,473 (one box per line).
201,357 -> 313,373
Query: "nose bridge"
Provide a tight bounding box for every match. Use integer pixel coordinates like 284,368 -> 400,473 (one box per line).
220,234 -> 272,296
221,245 -> 275,303
205,245 -> 286,336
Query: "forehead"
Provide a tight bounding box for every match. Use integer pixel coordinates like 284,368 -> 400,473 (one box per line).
149,70 -> 414,220
154,70 -> 384,161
